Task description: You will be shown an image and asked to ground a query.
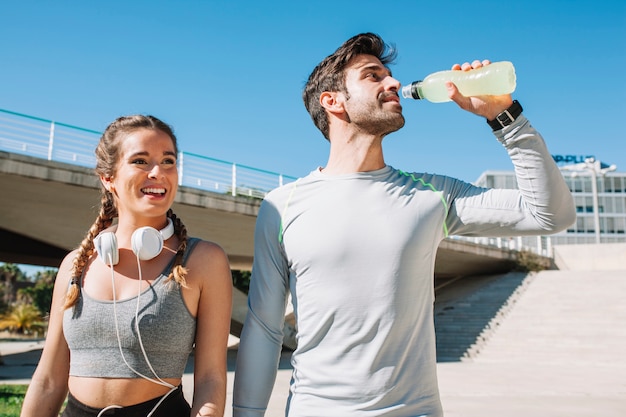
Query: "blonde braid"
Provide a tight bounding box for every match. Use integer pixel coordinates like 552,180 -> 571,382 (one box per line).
62,193 -> 117,310
167,209 -> 189,288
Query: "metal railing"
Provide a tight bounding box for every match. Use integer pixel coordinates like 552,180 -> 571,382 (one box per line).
1,108 -> 554,258
449,235 -> 553,258
0,108 -> 296,198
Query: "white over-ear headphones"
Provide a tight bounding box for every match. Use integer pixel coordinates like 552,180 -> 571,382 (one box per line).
93,218 -> 175,265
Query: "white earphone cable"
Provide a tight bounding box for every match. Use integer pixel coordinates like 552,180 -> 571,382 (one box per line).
134,254 -> 176,389
104,251 -> 177,416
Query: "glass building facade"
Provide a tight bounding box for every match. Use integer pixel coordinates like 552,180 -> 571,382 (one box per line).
473,168 -> 626,247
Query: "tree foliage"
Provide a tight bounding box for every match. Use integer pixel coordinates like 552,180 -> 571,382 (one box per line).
514,250 -> 551,272
18,269 -> 57,316
0,263 -> 28,312
0,264 -> 57,337
0,303 -> 46,336
232,270 -> 251,294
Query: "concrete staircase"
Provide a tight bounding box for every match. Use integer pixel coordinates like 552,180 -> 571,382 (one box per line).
433,246 -> 626,416
434,243 -> 626,364
471,269 -> 626,366
434,271 -> 532,362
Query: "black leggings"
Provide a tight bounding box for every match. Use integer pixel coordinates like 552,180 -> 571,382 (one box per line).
61,385 -> 191,417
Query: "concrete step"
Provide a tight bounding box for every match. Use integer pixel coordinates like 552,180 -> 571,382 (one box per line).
434,269 -> 626,367
474,270 -> 626,365
434,272 -> 530,362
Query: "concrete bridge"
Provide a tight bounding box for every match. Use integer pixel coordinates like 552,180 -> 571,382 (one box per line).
1,151 -> 530,346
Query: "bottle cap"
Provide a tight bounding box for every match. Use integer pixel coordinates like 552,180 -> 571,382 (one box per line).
401,82 -> 423,100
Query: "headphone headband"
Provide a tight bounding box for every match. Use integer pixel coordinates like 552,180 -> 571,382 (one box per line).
160,218 -> 175,241
94,218 -> 175,265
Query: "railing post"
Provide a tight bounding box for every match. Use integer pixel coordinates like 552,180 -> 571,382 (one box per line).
279,174 -> 284,187
232,163 -> 237,196
47,121 -> 55,161
546,236 -> 553,258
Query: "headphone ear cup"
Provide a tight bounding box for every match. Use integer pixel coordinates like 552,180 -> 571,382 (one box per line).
131,227 -> 164,261
93,231 -> 119,265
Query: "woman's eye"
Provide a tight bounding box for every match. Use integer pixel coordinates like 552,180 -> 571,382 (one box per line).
131,158 -> 148,165
163,158 -> 177,165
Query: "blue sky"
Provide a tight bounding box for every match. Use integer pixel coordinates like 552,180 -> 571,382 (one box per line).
1,0 -> 624,275
1,0 -> 624,184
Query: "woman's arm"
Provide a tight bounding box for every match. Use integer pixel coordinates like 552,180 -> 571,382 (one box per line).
20,251 -> 75,417
188,241 -> 233,417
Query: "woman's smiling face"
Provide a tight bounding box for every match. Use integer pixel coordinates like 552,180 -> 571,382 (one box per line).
106,128 -> 178,221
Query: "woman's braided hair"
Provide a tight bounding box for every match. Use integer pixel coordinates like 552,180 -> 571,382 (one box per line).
63,115 -> 189,310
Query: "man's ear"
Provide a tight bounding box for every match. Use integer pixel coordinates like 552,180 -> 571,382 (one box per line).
320,91 -> 345,114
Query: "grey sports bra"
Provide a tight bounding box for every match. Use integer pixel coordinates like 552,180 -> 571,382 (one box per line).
63,238 -> 200,379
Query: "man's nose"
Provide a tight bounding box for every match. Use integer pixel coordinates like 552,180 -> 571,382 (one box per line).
386,75 -> 401,91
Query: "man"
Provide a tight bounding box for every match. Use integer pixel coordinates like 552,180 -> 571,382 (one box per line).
233,33 -> 575,417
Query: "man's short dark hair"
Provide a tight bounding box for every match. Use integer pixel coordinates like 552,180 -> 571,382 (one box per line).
302,33 -> 397,140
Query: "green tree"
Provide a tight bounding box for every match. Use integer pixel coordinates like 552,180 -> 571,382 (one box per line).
514,250 -> 551,272
18,269 -> 57,316
0,303 -> 46,336
232,270 -> 251,294
0,263 -> 27,313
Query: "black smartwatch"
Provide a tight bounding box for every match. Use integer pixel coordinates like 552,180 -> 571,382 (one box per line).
487,100 -> 523,130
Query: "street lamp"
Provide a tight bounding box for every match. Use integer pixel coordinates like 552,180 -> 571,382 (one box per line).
560,158 -> 617,244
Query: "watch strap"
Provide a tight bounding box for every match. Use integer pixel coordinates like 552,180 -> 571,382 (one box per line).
487,100 -> 523,130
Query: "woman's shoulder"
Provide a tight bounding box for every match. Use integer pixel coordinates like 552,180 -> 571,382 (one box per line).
55,249 -> 81,284
183,238 -> 232,296
183,238 -> 230,274
61,248 -> 81,265
185,237 -> 227,257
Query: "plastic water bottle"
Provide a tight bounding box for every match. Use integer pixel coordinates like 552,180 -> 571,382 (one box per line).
401,61 -> 516,103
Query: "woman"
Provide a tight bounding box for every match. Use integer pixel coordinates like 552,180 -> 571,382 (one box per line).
21,115 -> 233,417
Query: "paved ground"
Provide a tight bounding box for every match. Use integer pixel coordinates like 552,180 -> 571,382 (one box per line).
2,269 -> 625,416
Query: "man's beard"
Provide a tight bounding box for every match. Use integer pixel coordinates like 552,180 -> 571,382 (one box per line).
349,108 -> 405,137
345,96 -> 405,137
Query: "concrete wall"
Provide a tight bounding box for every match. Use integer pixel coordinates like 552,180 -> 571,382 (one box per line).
553,243 -> 626,271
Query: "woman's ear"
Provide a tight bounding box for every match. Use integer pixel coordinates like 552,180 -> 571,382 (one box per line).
101,176 -> 115,193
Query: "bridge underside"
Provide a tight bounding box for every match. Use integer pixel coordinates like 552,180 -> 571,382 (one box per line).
0,228 -> 67,267
2,151 -> 530,347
